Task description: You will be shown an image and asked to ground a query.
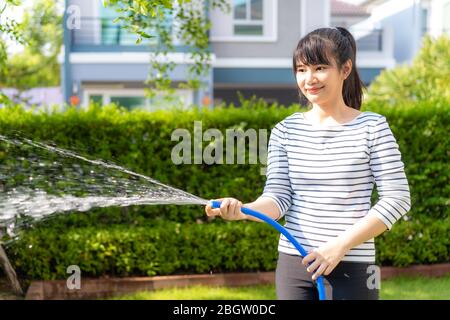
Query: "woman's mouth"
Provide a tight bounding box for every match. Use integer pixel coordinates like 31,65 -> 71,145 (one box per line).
306,86 -> 323,94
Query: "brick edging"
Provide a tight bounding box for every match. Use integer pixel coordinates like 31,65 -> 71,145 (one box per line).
25,263 -> 450,300
380,263 -> 450,279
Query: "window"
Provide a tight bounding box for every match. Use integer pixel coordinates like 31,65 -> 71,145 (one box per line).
233,0 -> 264,36
84,88 -> 193,110
110,96 -> 146,110
87,93 -> 149,110
209,0 -> 276,42
421,7 -> 428,35
89,95 -> 103,105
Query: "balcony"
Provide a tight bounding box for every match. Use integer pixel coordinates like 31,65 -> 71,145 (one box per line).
351,27 -> 395,69
355,29 -> 383,52
69,17 -> 189,53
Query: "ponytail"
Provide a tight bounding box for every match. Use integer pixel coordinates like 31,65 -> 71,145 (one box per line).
336,27 -> 365,110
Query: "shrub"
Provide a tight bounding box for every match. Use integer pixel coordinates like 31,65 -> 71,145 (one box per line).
7,220 -> 279,280
0,100 -> 448,279
368,35 -> 450,107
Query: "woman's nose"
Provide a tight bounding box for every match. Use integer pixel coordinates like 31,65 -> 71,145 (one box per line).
305,71 -> 316,84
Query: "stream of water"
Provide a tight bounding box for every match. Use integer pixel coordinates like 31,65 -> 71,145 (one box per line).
0,133 -> 208,238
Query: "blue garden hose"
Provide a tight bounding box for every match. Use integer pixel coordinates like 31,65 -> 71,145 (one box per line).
211,200 -> 326,300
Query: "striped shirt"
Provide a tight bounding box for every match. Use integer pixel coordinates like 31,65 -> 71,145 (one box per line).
260,111 -> 411,263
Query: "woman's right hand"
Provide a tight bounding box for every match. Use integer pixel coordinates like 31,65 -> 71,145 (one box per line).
205,198 -> 247,221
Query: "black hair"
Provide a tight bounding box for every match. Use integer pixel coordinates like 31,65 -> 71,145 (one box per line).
292,27 -> 365,110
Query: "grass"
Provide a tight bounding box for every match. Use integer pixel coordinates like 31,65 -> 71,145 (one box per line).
381,275 -> 450,300
114,284 -> 276,300
112,275 -> 450,300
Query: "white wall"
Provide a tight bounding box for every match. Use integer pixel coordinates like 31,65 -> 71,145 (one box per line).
428,0 -> 450,37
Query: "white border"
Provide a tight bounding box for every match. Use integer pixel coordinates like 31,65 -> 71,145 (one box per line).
213,57 -> 395,69
69,52 -> 202,64
213,58 -> 291,68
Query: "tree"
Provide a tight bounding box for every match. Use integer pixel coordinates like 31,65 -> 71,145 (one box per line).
368,35 -> 450,106
0,0 -> 63,90
0,0 -> 24,104
104,0 -> 229,102
0,0 -> 229,105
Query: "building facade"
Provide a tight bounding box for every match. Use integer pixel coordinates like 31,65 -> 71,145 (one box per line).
60,0 -> 406,109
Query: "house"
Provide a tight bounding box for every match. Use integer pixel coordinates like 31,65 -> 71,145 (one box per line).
349,0 -> 449,64
60,0 -> 400,109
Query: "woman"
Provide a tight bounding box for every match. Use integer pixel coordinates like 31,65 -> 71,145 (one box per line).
205,27 -> 411,300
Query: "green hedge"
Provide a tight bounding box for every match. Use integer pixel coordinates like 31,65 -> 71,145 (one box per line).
0,99 -> 449,280
7,220 -> 279,280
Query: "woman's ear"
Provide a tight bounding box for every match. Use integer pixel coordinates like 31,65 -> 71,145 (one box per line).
342,59 -> 352,80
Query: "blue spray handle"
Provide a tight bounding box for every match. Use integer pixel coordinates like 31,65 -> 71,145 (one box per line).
210,200 -> 326,300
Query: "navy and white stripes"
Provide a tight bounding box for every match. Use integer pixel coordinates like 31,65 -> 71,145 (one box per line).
260,111 -> 411,263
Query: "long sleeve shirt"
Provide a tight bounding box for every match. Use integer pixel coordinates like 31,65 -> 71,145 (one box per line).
260,111 -> 411,263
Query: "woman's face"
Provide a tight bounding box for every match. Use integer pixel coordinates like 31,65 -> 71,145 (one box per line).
295,58 -> 351,106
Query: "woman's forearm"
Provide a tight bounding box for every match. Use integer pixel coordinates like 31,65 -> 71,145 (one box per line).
242,198 -> 388,255
337,214 -> 388,252
243,197 -> 281,222
243,198 -> 388,252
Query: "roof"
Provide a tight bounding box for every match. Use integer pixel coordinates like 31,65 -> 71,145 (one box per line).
358,0 -> 390,12
331,0 -> 370,16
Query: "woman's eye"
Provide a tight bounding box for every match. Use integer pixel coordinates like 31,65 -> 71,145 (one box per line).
316,66 -> 325,71
297,68 -> 305,73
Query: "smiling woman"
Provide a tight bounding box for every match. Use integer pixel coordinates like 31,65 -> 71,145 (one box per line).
205,27 -> 411,301
292,27 -> 365,124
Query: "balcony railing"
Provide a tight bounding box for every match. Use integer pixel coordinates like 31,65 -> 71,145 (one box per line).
353,29 -> 383,52
70,18 -> 385,53
70,17 -> 171,51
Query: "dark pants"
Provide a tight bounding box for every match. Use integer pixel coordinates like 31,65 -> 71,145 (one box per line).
276,252 -> 380,300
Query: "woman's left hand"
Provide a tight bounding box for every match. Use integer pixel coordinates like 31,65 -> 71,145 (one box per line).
302,239 -> 349,280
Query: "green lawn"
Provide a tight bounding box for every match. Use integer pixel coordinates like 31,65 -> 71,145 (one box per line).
115,284 -> 276,300
113,275 -> 450,300
381,275 -> 450,300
